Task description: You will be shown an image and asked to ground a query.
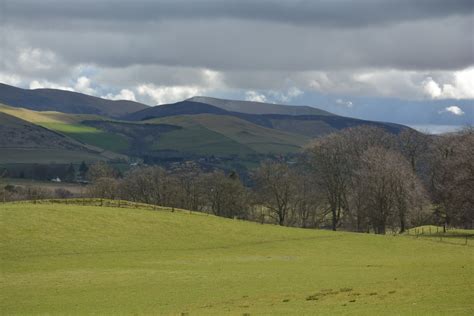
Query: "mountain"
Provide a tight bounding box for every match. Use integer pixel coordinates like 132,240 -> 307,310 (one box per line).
187,96 -> 332,115
0,83 -> 148,118
0,86 -> 411,171
125,99 -> 407,137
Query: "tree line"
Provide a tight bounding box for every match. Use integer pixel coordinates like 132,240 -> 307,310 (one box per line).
2,126 -> 472,233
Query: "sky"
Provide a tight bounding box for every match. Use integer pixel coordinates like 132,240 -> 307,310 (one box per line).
0,0 -> 473,132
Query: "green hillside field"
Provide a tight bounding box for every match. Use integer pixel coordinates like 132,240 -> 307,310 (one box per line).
0,104 -> 130,153
1,201 -> 473,315
147,114 -> 309,155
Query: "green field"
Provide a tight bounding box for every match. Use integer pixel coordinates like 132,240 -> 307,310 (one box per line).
0,104 -> 129,153
1,202 -> 473,315
40,122 -> 129,152
148,114 -> 309,154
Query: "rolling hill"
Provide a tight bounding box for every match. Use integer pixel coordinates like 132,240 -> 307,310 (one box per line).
1,201 -> 472,315
0,111 -> 107,163
125,98 -> 408,137
146,114 -> 310,155
188,95 -> 333,115
0,83 -> 148,118
0,104 -> 130,153
0,84 -> 411,168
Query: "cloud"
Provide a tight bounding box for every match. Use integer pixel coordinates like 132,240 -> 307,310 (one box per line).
17,48 -> 56,71
0,73 -> 21,86
73,76 -> 96,95
422,68 -> 474,99
28,76 -> 96,95
103,89 -> 137,101
0,0 -> 472,111
137,84 -> 204,105
335,99 -> 353,107
245,91 -> 267,103
440,105 -> 465,116
5,0 -> 472,28
29,80 -> 75,91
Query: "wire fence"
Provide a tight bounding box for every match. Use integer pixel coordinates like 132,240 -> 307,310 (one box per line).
406,226 -> 473,246
1,198 -> 181,213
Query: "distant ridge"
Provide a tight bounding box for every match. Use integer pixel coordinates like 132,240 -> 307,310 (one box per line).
187,96 -> 333,116
0,83 -> 148,118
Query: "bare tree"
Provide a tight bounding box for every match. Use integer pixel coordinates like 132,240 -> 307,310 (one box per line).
292,170 -> 323,228
201,171 -> 248,218
355,147 -> 426,234
307,133 -> 351,230
87,177 -> 120,200
254,161 -> 296,226
86,161 -> 117,181
428,128 -> 474,229
398,128 -> 430,172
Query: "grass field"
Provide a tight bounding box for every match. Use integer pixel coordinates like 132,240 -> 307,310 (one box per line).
0,104 -> 129,152
148,114 -> 309,154
1,202 -> 473,315
0,178 -> 86,195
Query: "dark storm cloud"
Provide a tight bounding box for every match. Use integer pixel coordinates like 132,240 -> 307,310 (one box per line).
0,0 -> 472,105
3,0 -> 473,28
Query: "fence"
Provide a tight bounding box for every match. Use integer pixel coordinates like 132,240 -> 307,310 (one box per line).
1,198 -> 183,213
406,226 -> 473,246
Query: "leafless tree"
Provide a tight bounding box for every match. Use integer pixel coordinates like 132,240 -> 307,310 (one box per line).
306,133 -> 351,230
201,171 -> 248,218
86,161 -> 117,181
254,161 -> 296,226
398,128 -> 430,172
428,128 -> 474,229
355,147 -> 426,234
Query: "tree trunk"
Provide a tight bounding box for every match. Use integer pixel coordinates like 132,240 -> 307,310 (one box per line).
399,211 -> 406,233
331,207 -> 337,231
279,215 -> 285,226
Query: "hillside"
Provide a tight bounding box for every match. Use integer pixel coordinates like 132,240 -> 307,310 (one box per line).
0,83 -> 148,118
125,99 -> 407,137
146,114 -> 310,154
0,105 -> 311,163
1,202 -> 472,315
0,86 -> 410,167
188,96 -> 333,115
0,112 -> 106,163
0,104 -> 130,153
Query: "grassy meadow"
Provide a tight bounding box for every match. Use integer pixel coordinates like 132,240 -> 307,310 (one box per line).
1,202 -> 473,315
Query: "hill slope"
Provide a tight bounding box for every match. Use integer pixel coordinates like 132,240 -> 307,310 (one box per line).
146,114 -> 310,154
126,99 -> 407,137
1,202 -> 473,315
0,112 -> 106,163
0,104 -> 130,153
0,83 -> 148,118
188,96 -> 333,115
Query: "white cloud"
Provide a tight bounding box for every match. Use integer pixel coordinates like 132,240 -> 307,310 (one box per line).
137,84 -> 204,104
439,105 -> 465,116
0,73 -> 21,86
245,87 -> 303,104
245,91 -> 267,103
29,76 -> 97,95
18,48 -> 56,71
29,80 -> 74,91
423,68 -> 474,99
73,76 -> 96,95
103,89 -> 137,101
335,98 -> 353,107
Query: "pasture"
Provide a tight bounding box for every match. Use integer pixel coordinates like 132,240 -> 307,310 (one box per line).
1,202 -> 473,315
